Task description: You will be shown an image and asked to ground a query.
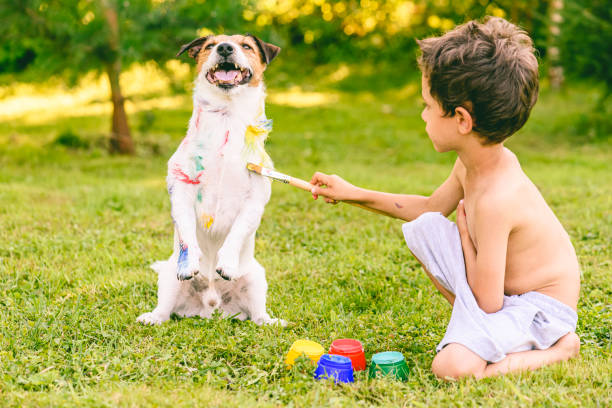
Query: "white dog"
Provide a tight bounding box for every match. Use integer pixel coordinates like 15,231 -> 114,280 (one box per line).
137,34 -> 284,326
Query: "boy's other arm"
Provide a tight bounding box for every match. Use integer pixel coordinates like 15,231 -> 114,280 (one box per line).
310,159 -> 464,221
457,198 -> 511,314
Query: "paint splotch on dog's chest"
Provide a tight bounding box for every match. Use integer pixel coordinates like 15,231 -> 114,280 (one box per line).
194,155 -> 205,172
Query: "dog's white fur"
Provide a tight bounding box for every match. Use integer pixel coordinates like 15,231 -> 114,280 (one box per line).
137,35 -> 283,326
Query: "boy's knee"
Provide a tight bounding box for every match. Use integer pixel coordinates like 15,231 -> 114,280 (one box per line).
404,212 -> 446,236
432,344 -> 486,380
402,212 -> 447,254
556,332 -> 581,360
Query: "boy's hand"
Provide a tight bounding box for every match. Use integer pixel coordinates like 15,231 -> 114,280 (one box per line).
310,172 -> 359,204
457,200 -> 477,266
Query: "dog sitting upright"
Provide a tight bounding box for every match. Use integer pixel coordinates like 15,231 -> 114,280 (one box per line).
137,34 -> 284,326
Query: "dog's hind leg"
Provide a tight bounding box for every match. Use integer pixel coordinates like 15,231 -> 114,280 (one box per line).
137,259 -> 181,325
243,260 -> 286,326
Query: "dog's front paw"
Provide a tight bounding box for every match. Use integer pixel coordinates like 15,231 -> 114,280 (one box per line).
215,250 -> 241,281
137,312 -> 168,325
177,262 -> 199,281
177,246 -> 201,281
215,263 -> 239,281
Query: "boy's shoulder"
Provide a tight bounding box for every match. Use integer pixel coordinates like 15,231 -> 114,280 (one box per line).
455,149 -> 531,212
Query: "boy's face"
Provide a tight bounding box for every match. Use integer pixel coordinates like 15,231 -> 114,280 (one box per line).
420,75 -> 462,152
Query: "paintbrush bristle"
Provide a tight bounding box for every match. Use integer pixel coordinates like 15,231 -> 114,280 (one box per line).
246,162 -> 263,174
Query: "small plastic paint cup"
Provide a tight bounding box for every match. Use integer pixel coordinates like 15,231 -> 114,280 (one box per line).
285,340 -> 325,367
368,351 -> 409,381
314,354 -> 354,384
329,338 -> 366,371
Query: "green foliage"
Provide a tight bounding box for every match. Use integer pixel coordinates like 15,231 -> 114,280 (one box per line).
0,82 -> 610,406
137,110 -> 157,134
0,1 -> 592,78
246,0 -> 552,64
559,0 -> 612,94
1,0 -> 609,100
52,129 -> 90,149
552,0 -> 612,140
0,0 -> 253,81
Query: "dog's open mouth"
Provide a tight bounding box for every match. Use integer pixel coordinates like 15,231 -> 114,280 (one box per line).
206,62 -> 252,88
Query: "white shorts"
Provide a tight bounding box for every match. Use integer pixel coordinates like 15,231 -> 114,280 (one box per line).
402,212 -> 577,363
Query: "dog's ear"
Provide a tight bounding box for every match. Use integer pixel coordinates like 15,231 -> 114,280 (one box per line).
247,34 -> 281,65
176,36 -> 210,59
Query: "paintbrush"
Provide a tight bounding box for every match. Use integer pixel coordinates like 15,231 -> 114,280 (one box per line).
246,162 -> 387,216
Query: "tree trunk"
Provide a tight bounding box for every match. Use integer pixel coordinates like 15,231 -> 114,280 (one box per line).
106,62 -> 133,154
548,0 -> 564,90
101,0 -> 133,154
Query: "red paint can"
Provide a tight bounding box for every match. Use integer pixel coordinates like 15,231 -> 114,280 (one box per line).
329,339 -> 366,371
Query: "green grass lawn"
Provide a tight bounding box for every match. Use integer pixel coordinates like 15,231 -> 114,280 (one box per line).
0,77 -> 610,406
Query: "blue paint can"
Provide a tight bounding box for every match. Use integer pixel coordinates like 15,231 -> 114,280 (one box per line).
314,354 -> 354,384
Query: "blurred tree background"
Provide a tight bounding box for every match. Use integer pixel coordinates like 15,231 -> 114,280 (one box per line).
0,0 -> 610,153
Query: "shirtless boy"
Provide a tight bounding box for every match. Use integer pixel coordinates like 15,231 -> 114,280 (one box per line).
310,17 -> 580,380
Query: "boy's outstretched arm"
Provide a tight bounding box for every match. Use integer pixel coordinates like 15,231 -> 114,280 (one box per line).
310,159 -> 464,221
456,199 -> 511,313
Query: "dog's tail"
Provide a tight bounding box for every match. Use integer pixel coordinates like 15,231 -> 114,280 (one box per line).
150,260 -> 173,274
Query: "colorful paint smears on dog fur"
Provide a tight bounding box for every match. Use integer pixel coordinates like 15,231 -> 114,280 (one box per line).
137,34 -> 285,326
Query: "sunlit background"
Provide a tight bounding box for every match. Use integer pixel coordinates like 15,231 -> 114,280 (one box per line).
0,0 -> 609,153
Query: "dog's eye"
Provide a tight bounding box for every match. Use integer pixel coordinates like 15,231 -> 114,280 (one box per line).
205,43 -> 215,50
241,43 -> 252,50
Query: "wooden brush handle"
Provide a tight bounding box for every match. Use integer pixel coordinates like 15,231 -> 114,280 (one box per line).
289,176 -> 388,216
247,163 -> 388,217
288,177 -> 315,192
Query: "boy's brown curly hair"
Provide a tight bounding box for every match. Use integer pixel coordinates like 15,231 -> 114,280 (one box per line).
418,17 -> 539,144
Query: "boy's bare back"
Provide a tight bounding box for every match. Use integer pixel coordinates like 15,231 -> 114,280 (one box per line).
453,149 -> 580,310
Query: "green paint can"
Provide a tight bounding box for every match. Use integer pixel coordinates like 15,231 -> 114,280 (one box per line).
368,351 -> 409,381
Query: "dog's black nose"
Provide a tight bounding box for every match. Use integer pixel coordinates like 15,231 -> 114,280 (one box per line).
217,43 -> 234,57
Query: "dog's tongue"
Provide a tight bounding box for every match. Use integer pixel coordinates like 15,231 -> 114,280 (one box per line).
214,70 -> 239,82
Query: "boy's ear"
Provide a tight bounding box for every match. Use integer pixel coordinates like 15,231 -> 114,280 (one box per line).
455,106 -> 474,135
